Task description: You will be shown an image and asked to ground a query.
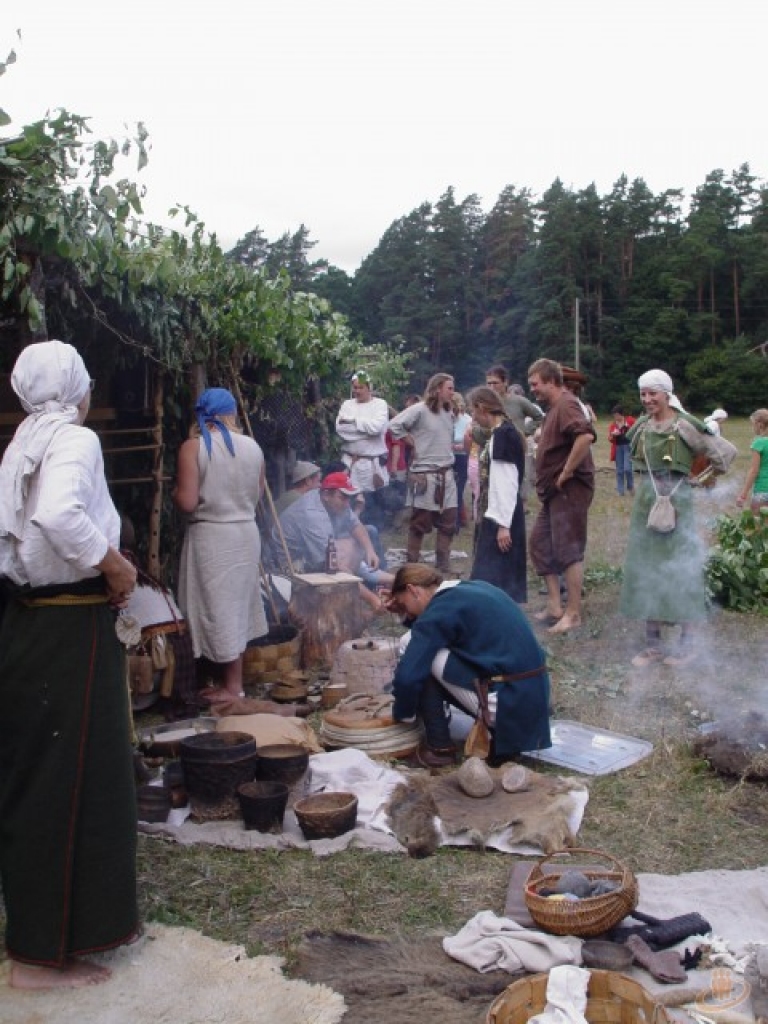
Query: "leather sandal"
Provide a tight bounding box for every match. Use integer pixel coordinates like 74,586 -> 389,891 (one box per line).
631,647 -> 663,668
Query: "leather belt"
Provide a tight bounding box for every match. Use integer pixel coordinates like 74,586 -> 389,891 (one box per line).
485,665 -> 546,683
142,620 -> 187,639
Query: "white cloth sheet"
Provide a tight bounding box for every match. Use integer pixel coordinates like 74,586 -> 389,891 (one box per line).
143,748 -> 588,856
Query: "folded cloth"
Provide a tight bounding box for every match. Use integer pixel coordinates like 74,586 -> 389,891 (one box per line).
443,911 -> 583,974
528,965 -> 590,1024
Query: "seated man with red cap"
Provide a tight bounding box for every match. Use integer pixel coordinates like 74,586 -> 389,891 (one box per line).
276,471 -> 394,609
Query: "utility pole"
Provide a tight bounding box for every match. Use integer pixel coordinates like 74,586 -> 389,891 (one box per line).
574,297 -> 580,370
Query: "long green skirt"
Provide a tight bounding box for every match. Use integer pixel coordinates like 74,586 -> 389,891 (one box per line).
619,475 -> 709,623
0,589 -> 138,965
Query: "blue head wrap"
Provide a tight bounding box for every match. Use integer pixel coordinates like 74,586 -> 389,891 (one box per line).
195,388 -> 237,457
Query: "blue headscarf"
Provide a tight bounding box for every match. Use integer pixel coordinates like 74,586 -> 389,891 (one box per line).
195,388 -> 237,457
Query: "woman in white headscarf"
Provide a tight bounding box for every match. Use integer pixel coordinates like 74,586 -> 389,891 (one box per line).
0,340 -> 139,989
619,369 -> 734,667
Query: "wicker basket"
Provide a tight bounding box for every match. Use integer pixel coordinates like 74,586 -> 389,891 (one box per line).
294,791 -> 358,840
525,848 -> 638,937
243,625 -> 301,684
487,970 -> 670,1024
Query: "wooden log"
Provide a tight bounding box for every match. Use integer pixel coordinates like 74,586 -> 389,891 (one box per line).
288,572 -> 365,669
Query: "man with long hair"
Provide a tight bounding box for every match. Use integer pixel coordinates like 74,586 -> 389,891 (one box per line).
388,373 -> 458,571
527,359 -> 595,633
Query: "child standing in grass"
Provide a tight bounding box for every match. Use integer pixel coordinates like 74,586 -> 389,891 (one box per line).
736,409 -> 768,511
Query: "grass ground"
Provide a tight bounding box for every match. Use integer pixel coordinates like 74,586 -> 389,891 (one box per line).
3,418 -> 767,970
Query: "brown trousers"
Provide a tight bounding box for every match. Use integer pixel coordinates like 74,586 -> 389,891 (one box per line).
407,507 -> 457,571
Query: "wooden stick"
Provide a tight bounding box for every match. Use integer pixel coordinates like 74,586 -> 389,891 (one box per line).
147,372 -> 164,579
229,362 -> 295,576
259,562 -> 280,624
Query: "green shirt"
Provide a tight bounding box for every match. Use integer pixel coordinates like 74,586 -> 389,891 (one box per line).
751,435 -> 768,493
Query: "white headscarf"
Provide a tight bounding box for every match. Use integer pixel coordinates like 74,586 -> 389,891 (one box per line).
0,340 -> 91,545
637,369 -> 685,413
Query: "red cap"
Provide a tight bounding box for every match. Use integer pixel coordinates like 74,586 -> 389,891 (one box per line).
320,471 -> 360,496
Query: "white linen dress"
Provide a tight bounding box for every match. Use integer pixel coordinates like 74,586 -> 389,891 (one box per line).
178,431 -> 267,662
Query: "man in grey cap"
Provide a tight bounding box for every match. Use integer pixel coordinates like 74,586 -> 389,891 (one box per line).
273,460 -> 322,516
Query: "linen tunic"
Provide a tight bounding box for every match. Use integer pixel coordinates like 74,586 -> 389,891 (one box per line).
391,580 -> 550,756
178,431 -> 267,662
336,395 -> 390,493
1,423 -> 117,586
388,402 -> 458,511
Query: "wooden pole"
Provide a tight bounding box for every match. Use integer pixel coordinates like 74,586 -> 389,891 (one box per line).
229,362 -> 295,576
147,372 -> 164,578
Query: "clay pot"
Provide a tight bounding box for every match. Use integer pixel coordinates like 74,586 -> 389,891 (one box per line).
179,731 -> 258,818
163,760 -> 188,808
254,744 -> 310,789
136,784 -> 172,823
237,780 -> 289,832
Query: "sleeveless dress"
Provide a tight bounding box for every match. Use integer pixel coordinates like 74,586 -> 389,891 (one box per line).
471,421 -> 527,603
178,431 -> 268,661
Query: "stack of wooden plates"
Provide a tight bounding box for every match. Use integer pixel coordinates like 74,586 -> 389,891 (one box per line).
319,694 -> 422,758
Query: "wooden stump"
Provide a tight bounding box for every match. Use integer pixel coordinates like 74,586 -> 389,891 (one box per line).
288,572 -> 365,669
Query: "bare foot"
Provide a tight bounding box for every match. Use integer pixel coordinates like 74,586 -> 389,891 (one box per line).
533,608 -> 562,623
10,958 -> 112,990
548,613 -> 581,634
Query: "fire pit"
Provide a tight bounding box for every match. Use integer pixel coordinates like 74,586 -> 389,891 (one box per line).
692,711 -> 768,780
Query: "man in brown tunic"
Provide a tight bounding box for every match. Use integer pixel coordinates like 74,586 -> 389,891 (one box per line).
527,359 -> 595,633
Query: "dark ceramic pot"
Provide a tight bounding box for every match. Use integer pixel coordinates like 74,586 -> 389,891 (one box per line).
237,780 -> 289,832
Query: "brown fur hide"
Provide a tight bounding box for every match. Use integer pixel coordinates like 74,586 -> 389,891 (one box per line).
385,776 -> 441,858
429,769 -> 586,852
292,931 -> 514,1024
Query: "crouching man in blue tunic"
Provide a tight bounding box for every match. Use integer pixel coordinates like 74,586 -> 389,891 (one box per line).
385,565 -> 551,769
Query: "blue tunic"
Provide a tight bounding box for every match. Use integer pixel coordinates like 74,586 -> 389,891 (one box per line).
391,580 -> 551,756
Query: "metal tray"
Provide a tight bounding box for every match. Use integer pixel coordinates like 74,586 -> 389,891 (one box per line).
524,719 -> 652,775
138,717 -> 217,757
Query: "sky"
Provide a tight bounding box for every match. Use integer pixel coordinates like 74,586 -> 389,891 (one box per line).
2,0 -> 767,274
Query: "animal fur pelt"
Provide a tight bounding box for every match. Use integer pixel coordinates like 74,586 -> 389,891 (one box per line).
385,776 -> 441,858
430,768 -> 586,851
292,930 -> 514,1024
1,923 -> 345,1024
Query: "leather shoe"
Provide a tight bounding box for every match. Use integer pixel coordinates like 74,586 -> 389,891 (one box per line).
415,744 -> 457,769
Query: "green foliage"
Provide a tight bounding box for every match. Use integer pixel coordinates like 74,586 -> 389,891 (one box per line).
0,103 -> 366,403
685,338 -> 768,411
349,165 -> 768,410
706,509 -> 768,613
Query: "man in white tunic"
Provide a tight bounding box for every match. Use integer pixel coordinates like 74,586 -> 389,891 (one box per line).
336,370 -> 390,526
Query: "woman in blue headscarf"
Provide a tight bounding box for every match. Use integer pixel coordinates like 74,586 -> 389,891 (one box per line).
174,388 -> 268,699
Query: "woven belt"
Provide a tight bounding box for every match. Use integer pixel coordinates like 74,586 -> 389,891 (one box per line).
20,594 -> 110,608
142,620 -> 187,639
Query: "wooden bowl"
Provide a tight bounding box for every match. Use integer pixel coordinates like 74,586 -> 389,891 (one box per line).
294,791 -> 358,840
